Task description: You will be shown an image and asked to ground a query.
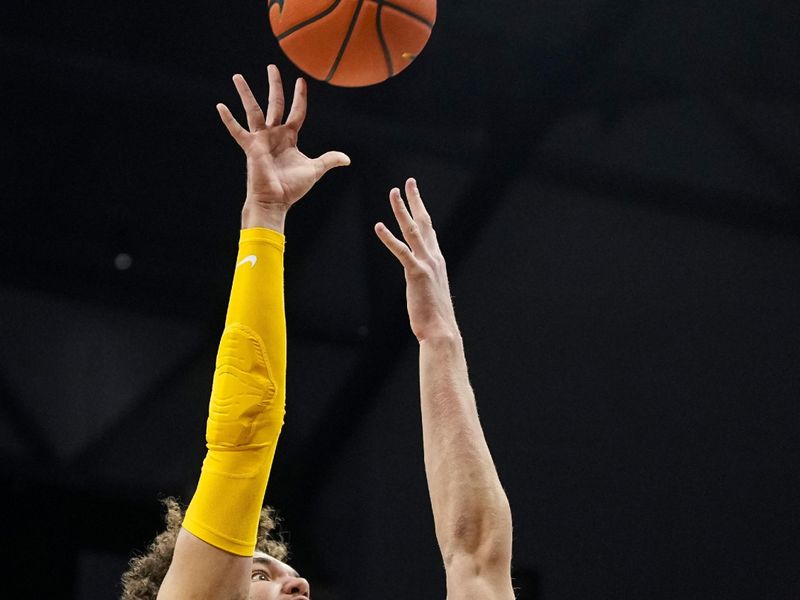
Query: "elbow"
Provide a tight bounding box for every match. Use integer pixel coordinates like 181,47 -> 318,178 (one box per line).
440,497 -> 513,570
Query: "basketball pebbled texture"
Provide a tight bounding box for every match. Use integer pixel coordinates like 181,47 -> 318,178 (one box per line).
268,0 -> 436,87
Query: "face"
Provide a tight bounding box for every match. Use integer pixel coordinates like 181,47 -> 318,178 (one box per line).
249,551 -> 311,600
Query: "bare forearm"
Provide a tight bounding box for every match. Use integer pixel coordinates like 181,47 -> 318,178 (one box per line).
419,335 -> 512,566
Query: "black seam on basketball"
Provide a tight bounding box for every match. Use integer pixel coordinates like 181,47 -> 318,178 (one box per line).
325,0 -> 365,82
376,4 -> 395,78
376,1 -> 435,29
276,0 -> 343,41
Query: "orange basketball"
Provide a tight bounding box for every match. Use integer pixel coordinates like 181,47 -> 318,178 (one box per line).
268,0 -> 436,87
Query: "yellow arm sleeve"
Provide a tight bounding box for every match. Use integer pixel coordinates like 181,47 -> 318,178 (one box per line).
183,227 -> 286,556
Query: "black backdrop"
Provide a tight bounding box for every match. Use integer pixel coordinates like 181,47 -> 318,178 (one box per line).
1,1 -> 799,598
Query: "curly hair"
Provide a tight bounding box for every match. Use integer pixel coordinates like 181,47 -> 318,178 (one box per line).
120,498 -> 288,600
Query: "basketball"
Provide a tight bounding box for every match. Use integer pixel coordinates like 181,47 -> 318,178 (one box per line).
268,0 -> 436,87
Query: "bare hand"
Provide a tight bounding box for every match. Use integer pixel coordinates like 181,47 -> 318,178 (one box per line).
375,179 -> 460,342
217,65 -> 350,230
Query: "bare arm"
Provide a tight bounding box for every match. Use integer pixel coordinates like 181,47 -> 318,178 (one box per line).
158,65 -> 348,600
375,180 -> 514,599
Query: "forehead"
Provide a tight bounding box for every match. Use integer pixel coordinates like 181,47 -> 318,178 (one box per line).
252,552 -> 300,578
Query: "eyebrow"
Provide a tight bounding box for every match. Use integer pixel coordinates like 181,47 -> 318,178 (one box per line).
252,555 -> 300,579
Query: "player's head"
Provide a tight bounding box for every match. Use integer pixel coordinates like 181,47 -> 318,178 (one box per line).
121,497 -> 300,600
250,550 -> 310,600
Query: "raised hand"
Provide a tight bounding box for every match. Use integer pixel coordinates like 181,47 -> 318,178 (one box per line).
375,179 -> 459,342
217,65 -> 350,230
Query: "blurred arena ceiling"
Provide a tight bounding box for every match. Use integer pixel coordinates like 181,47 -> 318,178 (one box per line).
1,0 -> 799,598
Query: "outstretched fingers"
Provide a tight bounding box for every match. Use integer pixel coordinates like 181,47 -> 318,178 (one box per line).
285,77 -> 307,131
265,64 -> 286,127
405,178 -> 431,225
216,103 -> 247,146
389,187 -> 430,258
375,222 -> 416,269
405,178 -> 438,245
232,74 -> 266,133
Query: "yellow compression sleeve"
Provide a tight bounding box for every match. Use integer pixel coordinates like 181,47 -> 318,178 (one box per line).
183,227 -> 286,556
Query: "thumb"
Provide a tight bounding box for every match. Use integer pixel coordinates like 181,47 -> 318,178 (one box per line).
313,151 -> 351,179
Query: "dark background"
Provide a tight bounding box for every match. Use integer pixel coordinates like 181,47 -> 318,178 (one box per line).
2,0 -> 799,598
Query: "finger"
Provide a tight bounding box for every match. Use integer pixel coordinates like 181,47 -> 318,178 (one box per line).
389,187 -> 429,258
374,222 -> 416,269
233,74 -> 266,132
404,177 -> 437,243
265,64 -> 286,127
216,103 -> 248,146
312,151 -> 351,180
285,77 -> 307,131
405,178 -> 431,225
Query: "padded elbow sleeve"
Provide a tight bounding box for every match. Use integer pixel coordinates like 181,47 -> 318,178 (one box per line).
206,324 -> 280,457
183,227 -> 286,556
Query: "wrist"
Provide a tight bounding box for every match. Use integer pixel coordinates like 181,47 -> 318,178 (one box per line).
241,202 -> 288,233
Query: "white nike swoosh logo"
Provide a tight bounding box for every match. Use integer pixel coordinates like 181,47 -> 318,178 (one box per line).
236,255 -> 257,268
